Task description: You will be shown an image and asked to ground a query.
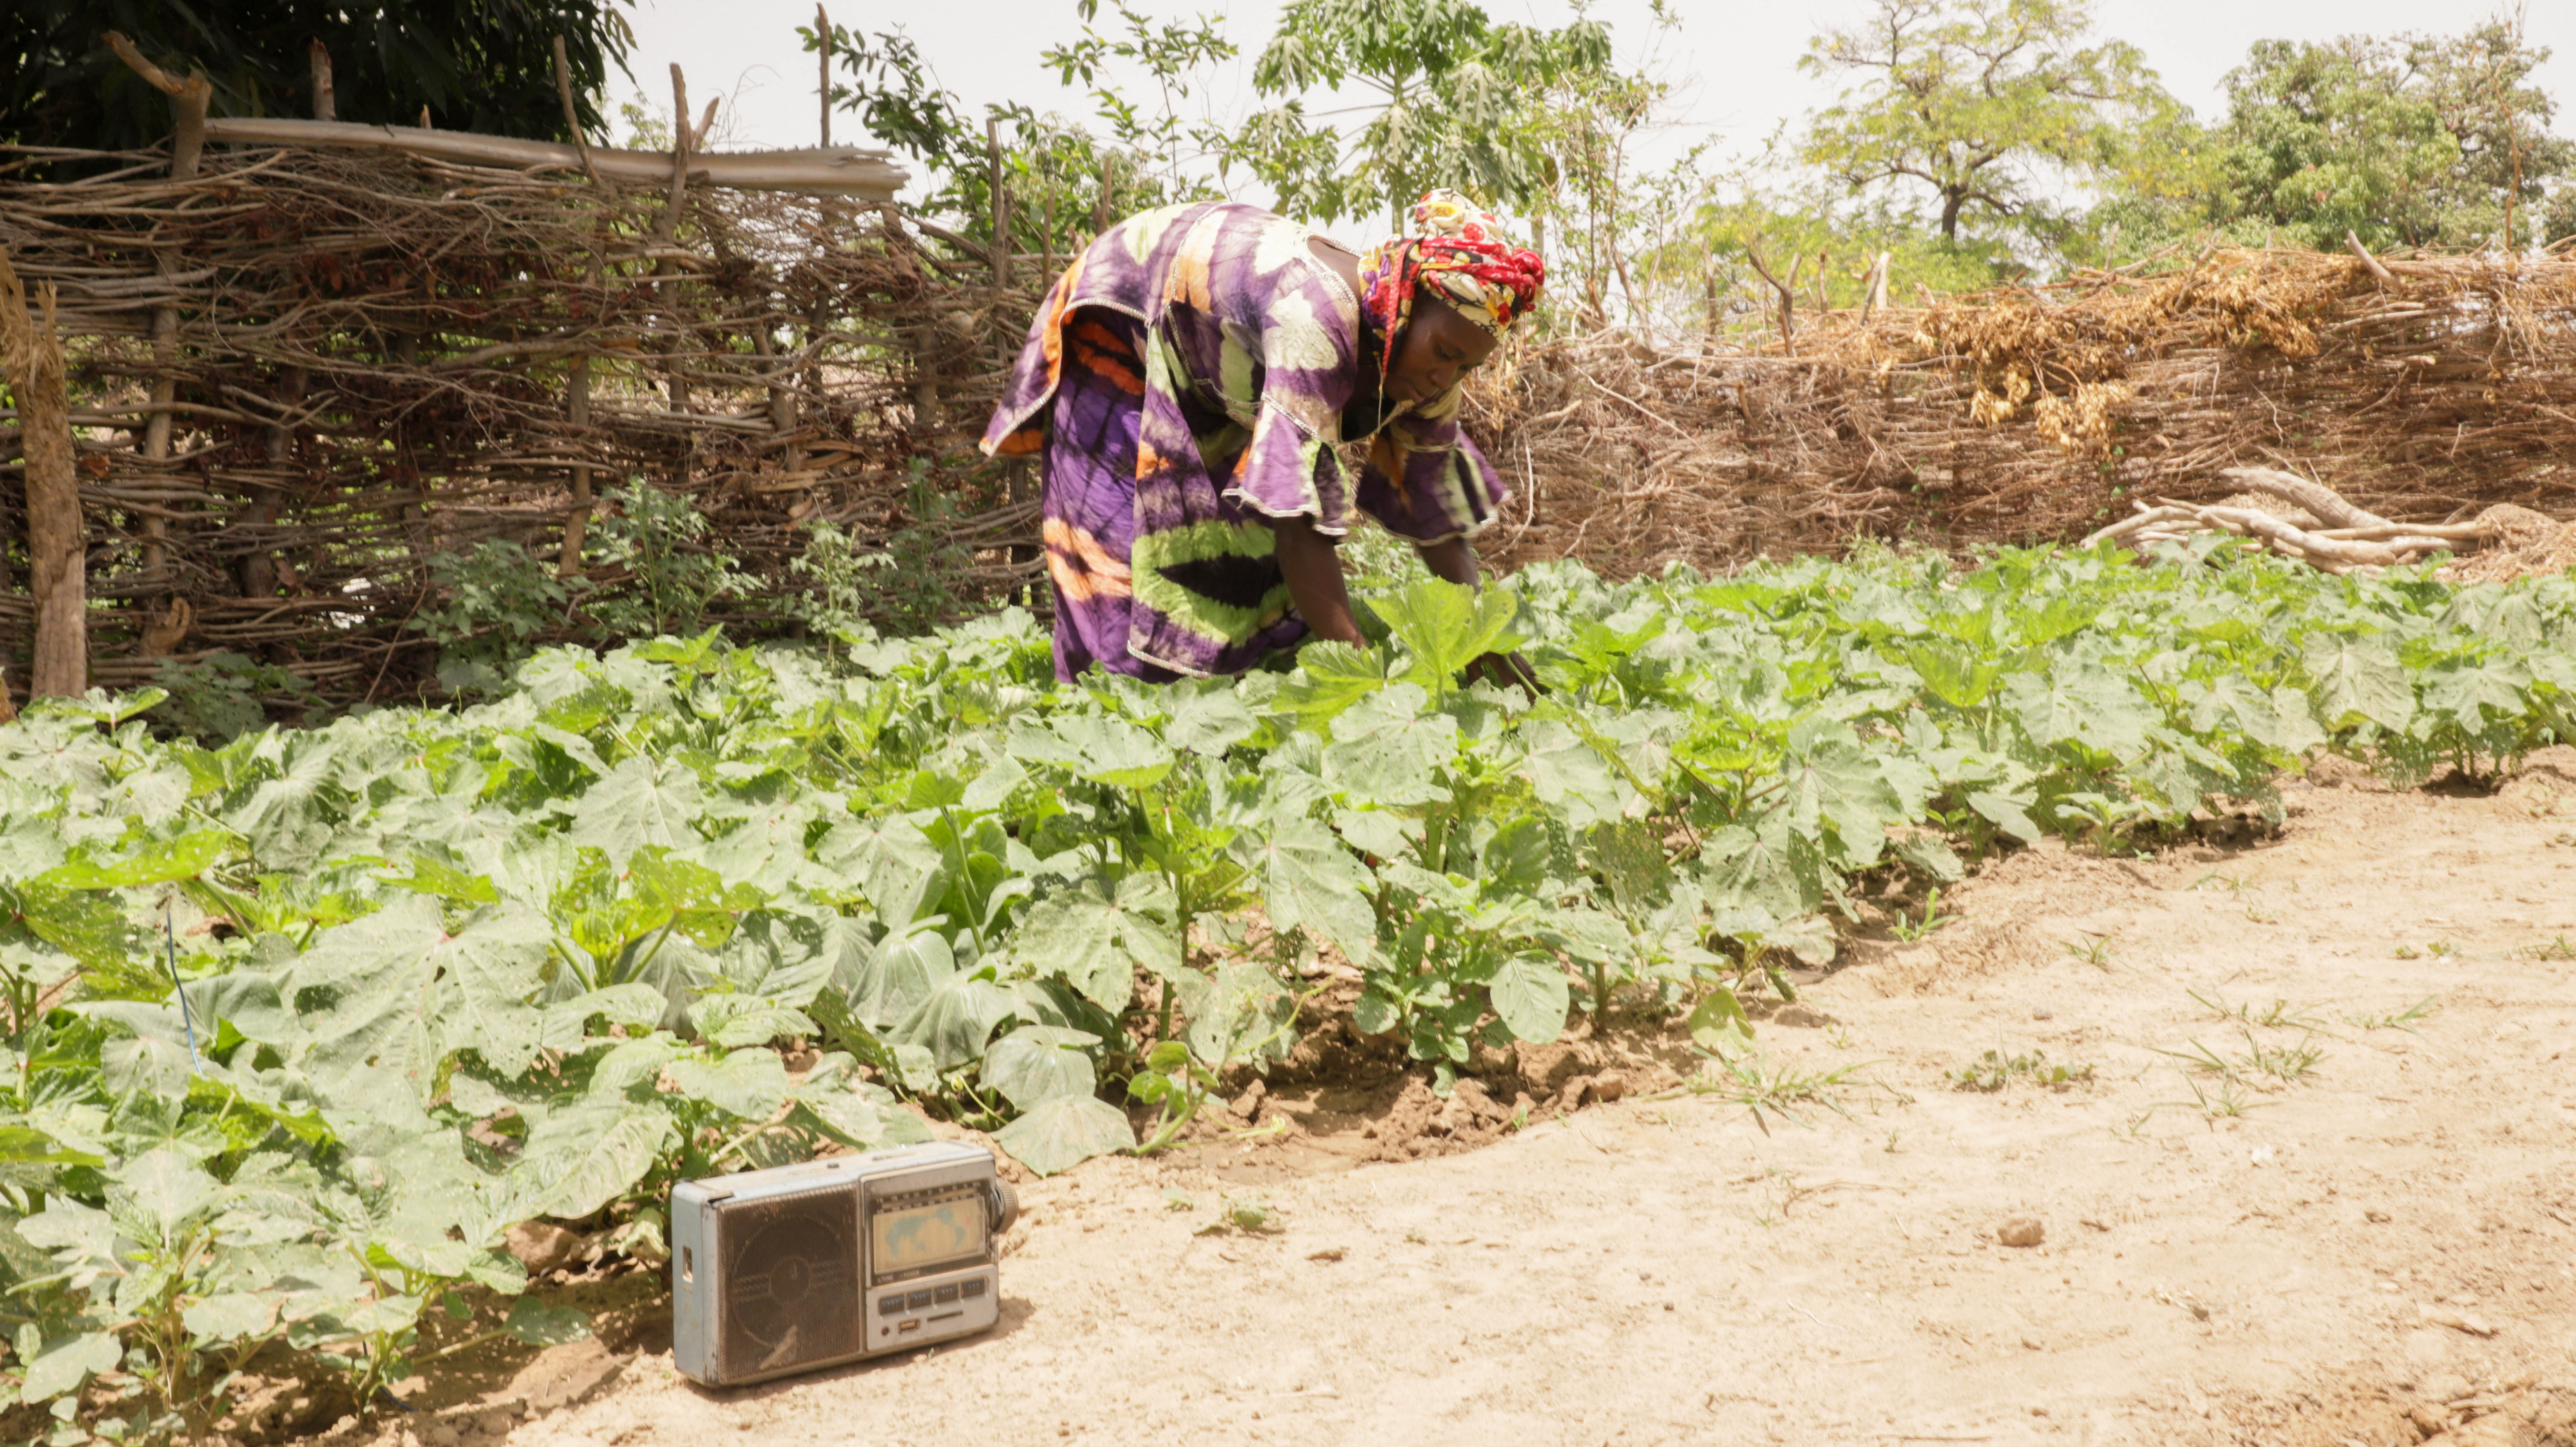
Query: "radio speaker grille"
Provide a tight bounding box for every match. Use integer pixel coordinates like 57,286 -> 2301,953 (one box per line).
717,1184 -> 860,1381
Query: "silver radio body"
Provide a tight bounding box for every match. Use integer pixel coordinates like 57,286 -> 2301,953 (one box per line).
669,1141 -> 1018,1387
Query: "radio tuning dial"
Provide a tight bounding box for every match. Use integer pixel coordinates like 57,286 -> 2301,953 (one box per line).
987,1179 -> 1020,1234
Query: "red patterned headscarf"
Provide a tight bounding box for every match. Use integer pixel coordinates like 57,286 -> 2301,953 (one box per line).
1358,190 -> 1545,383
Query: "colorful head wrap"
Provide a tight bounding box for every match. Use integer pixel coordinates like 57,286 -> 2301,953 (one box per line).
1357,189 -> 1545,389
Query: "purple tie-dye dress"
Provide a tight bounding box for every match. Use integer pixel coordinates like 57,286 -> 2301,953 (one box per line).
981,200 -> 1508,681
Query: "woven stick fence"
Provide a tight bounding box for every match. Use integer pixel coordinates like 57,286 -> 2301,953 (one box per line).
0,122 -> 1051,707
6,114 -> 2574,717
1470,244 -> 2576,580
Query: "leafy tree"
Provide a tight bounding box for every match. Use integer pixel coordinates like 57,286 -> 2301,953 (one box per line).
1799,0 -> 2182,241
806,19 -> 975,170
1043,0 -> 1236,192
807,7 -> 1224,261
2,0 -> 635,152
1229,0 -> 1615,231
2213,23 -> 2576,251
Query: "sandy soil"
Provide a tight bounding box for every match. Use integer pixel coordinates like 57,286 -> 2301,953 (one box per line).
372,760 -> 2576,1447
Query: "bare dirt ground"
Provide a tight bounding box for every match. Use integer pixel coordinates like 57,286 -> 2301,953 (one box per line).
367,759 -> 2576,1447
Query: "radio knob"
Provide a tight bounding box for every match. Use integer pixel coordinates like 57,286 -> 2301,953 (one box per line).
987,1179 -> 1020,1235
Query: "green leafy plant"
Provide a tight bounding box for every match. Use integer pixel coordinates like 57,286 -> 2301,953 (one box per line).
582,479 -> 758,640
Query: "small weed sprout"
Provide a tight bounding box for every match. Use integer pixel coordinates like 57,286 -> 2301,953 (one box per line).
2394,944 -> 2422,960
2178,1074 -> 2268,1120
1195,1195 -> 1283,1236
2426,939 -> 2460,958
1889,886 -> 1956,942
2346,996 -> 2440,1034
2188,991 -> 2325,1032
1685,1045 -> 1874,1133
2063,933 -> 2116,969
1946,1048 -> 2096,1093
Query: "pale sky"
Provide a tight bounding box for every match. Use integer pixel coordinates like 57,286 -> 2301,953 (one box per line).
610,0 -> 2575,210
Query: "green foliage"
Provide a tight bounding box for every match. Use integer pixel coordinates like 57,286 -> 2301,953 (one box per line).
3,0 -> 633,154
147,653 -> 318,741
1799,0 -> 2185,242
1231,0 -> 1616,229
412,539 -> 581,695
2209,23 -> 2576,251
581,479 -> 756,641
9,540 -> 2576,1434
785,472 -> 978,641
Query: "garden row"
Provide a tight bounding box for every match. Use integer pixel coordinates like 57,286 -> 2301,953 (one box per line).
2,536 -> 2572,1440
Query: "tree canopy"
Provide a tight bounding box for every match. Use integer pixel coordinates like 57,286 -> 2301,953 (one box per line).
2,0 -> 634,153
1798,0 -> 2182,241
2213,24 -> 2576,251
1229,0 -> 1615,231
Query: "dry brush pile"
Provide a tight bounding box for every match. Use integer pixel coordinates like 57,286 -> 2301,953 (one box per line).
1469,245 -> 2576,581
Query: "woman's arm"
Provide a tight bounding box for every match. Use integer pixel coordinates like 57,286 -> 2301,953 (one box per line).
1413,535 -> 1479,589
1271,513 -> 1368,647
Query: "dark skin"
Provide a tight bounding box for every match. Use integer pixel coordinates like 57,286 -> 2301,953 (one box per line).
1272,238 -> 1537,690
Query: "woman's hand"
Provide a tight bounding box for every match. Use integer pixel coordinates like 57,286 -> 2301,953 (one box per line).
1269,512 -> 1367,647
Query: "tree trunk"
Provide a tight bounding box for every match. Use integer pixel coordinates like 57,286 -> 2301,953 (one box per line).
1939,192 -> 1963,241
0,251 -> 86,698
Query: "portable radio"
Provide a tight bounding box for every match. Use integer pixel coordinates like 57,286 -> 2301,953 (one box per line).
669,1141 -> 1018,1387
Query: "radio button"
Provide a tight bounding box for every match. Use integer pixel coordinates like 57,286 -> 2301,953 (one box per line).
960,1279 -> 987,1299
934,1284 -> 959,1304
877,1295 -> 904,1317
907,1290 -> 935,1310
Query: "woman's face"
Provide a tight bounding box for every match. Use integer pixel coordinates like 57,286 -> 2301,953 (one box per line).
1384,295 -> 1499,406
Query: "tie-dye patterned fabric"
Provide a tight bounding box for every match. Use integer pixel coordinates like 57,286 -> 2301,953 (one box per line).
981,200 -> 1509,681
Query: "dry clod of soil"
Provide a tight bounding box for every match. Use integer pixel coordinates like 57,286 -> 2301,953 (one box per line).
504,1222 -> 582,1276
2421,1304 -> 2499,1336
1589,1071 -> 1627,1102
1997,1216 -> 2046,1248
1771,1004 -> 1837,1028
2031,1006 -> 2053,1020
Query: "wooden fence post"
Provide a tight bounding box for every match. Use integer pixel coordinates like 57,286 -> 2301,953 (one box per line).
0,250 -> 85,698
816,5 -> 833,148
107,33 -> 211,621
986,117 -> 1011,290
559,356 -> 594,576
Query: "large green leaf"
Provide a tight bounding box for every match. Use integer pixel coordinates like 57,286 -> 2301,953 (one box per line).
38,830 -> 234,889
1007,715 -> 1174,790
569,755 -> 705,867
19,1331 -> 121,1404
1320,683 -> 1456,806
890,972 -> 1018,1074
2303,632 -> 2414,731
1009,876 -> 1177,1008
990,1093 -> 1133,1177
508,1101 -> 679,1222
665,1049 -> 788,1122
1240,810 -> 1378,964
978,1027 -> 1098,1110
843,925 -> 958,1031
1489,955 -> 1570,1044
290,897 -> 548,1113
1376,577 -> 1522,688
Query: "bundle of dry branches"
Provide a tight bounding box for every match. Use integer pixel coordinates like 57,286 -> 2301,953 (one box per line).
1468,245 -> 2576,582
